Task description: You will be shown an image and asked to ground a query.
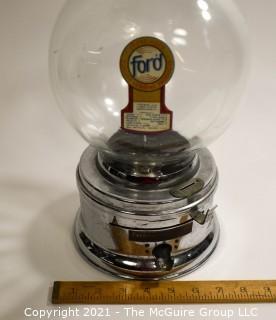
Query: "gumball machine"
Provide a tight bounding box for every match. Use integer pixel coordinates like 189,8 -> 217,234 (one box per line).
49,0 -> 247,279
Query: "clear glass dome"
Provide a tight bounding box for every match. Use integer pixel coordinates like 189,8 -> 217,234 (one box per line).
49,0 -> 248,158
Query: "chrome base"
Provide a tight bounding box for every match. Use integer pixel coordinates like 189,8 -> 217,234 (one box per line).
74,146 -> 219,280
75,214 -> 219,280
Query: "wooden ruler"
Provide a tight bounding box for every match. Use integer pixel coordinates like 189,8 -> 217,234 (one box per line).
52,280 -> 276,304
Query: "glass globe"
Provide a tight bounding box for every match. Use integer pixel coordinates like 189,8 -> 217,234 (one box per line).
49,0 -> 247,166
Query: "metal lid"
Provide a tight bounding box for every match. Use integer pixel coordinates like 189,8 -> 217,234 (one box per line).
77,146 -> 217,216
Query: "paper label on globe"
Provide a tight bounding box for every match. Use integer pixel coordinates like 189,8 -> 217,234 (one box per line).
120,37 -> 174,133
123,102 -> 171,132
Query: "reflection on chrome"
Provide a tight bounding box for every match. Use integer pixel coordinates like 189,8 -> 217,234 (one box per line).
122,260 -> 137,267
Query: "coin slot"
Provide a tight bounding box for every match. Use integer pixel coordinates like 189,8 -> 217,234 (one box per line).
180,181 -> 196,191
170,178 -> 204,199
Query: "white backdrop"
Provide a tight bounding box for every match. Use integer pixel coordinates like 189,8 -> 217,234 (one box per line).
0,0 -> 275,319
